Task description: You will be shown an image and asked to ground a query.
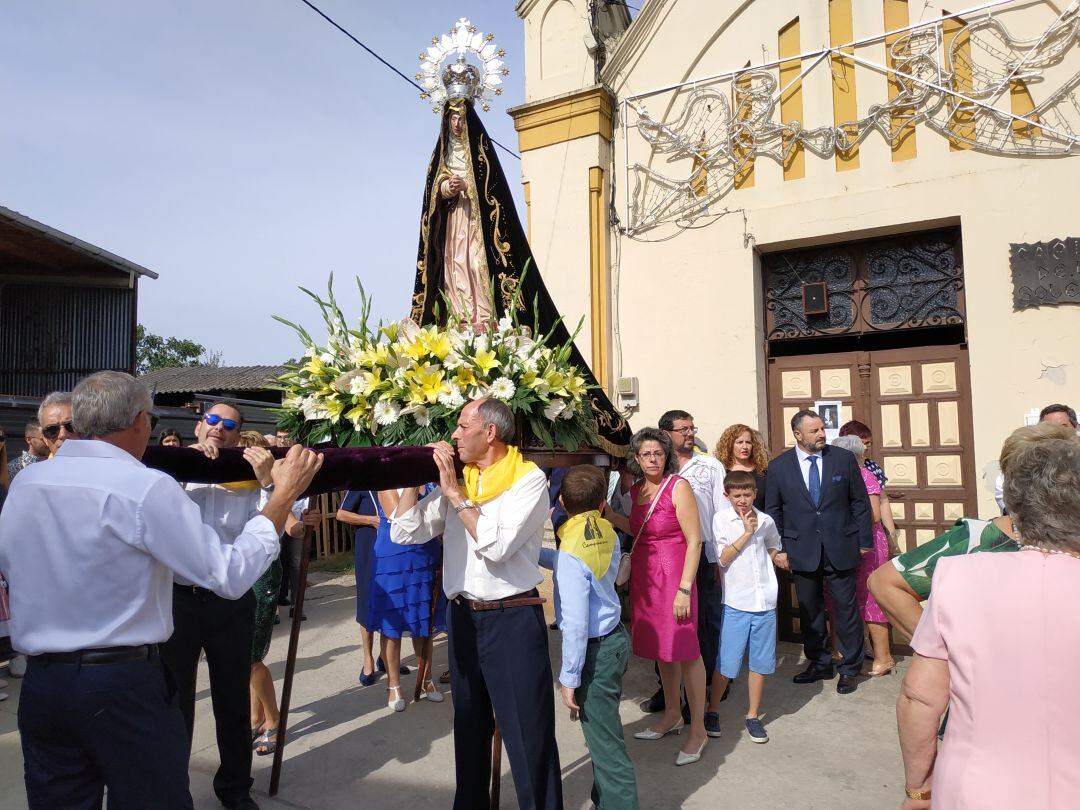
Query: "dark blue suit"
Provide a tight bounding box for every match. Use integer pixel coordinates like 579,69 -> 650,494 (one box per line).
764,445 -> 872,676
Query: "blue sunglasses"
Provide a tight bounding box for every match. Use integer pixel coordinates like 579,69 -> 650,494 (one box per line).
203,413 -> 239,431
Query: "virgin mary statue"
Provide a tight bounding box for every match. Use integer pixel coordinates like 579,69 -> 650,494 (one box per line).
412,45 -> 631,454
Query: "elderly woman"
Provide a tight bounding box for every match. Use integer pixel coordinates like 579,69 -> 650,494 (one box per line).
831,435 -> 893,676
897,425 -> 1080,809
838,421 -> 899,556
714,423 -> 769,510
606,427 -> 708,766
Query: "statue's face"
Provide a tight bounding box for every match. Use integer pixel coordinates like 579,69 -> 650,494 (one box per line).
449,112 -> 462,137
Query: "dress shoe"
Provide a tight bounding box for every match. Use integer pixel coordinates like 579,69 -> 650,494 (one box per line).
221,795 -> 259,810
675,737 -> 708,766
640,686 -> 665,713
792,664 -> 834,684
836,674 -> 858,694
633,720 -> 684,740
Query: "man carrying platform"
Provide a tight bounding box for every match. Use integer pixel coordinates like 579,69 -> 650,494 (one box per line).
390,397 -> 562,810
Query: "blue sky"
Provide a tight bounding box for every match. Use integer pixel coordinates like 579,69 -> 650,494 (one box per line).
1,1 -> 527,364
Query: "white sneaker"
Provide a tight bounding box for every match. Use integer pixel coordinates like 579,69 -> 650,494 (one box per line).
419,680 -> 444,703
8,655 -> 26,678
387,685 -> 406,712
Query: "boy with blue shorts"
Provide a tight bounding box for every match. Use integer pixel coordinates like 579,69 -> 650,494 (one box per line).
706,470 -> 781,743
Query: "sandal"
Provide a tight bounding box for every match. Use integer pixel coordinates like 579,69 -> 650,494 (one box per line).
254,727 -> 278,756
863,660 -> 896,677
387,685 -> 406,712
419,679 -> 444,703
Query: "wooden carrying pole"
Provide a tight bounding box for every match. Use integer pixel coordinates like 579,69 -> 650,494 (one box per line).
269,526 -> 313,797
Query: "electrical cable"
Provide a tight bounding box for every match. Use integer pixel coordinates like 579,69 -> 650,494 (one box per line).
297,0 -> 520,160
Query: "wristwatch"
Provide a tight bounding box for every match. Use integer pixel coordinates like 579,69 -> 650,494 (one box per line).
904,787 -> 931,800
455,499 -> 478,514
677,586 -> 692,596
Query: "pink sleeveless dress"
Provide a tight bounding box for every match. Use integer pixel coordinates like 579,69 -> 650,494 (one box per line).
629,476 -> 700,662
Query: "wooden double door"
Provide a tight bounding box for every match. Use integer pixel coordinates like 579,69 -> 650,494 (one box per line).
766,344 -> 977,643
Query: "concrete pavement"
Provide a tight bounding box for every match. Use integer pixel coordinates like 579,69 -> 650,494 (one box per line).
0,569 -> 908,809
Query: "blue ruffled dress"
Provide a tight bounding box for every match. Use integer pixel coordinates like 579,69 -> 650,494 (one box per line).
367,488 -> 446,638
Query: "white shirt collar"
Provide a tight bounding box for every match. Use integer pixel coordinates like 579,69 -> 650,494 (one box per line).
795,445 -> 820,464
55,439 -> 143,466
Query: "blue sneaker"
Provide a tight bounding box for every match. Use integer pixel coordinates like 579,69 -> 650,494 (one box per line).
704,712 -> 722,738
745,717 -> 768,743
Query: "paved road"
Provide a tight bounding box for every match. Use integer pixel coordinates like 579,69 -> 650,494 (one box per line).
0,570 -> 907,809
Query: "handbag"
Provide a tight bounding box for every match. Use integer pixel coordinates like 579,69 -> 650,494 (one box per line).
615,475 -> 674,587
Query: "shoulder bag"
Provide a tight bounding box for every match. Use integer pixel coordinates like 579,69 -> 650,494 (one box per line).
615,475 -> 674,587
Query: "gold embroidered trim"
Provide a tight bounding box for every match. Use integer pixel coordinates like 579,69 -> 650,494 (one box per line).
498,272 -> 525,313
476,135 -> 512,269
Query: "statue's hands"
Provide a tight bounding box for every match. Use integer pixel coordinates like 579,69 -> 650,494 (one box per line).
446,175 -> 465,196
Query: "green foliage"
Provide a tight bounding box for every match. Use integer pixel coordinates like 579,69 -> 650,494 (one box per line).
135,324 -> 222,375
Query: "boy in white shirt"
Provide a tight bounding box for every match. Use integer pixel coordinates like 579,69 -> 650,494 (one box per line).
706,471 -> 782,743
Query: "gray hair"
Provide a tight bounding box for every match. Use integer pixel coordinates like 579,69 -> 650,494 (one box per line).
627,427 -> 679,477
1002,424 -> 1080,552
38,391 -> 72,423
72,371 -> 152,437
475,398 -> 516,444
831,434 -> 865,461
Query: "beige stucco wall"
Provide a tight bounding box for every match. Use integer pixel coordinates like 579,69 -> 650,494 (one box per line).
517,0 -> 1080,518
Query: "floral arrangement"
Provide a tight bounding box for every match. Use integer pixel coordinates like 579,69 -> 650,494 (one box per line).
273,277 -> 598,451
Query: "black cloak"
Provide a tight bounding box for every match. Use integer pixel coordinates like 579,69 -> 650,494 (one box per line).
412,101 -> 631,456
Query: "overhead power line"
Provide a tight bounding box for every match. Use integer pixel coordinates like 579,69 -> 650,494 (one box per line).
297,0 -> 521,160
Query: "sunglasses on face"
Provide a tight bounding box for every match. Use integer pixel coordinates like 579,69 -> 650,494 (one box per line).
203,413 -> 239,431
42,422 -> 75,440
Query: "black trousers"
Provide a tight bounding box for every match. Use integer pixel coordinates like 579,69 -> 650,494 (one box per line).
695,556 -> 723,682
18,652 -> 193,809
447,594 -> 563,810
161,586 -> 256,805
791,553 -> 865,676
277,535 -> 301,605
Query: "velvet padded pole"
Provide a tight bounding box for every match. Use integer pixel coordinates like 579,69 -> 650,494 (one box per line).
142,444 -> 443,497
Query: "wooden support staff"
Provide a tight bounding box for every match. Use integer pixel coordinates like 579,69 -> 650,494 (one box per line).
269,525 -> 313,797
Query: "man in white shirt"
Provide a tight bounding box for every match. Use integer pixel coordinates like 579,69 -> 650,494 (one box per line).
0,371 -> 320,810
657,410 -> 727,719
391,398 -> 562,810
160,401 -> 284,810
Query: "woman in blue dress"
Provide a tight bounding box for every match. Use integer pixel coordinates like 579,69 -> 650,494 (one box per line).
370,487 -> 446,711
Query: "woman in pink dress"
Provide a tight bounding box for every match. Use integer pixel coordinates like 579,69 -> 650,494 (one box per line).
607,427 -> 708,765
832,435 -> 893,676
897,426 -> 1080,809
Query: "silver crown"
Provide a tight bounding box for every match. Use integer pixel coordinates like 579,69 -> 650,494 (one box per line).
442,56 -> 481,103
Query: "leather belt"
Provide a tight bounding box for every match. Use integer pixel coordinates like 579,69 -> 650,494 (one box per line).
457,593 -> 547,611
588,624 -> 624,644
32,644 -> 159,665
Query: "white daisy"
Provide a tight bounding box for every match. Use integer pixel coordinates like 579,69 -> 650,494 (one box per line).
490,377 -> 516,400
373,400 -> 401,426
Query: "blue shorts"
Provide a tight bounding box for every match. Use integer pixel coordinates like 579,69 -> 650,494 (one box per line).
717,605 -> 776,678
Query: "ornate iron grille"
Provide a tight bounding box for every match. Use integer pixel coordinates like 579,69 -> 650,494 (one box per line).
764,230 -> 964,341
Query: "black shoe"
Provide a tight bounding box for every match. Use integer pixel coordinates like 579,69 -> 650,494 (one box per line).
277,597 -> 291,607
640,686 -> 665,713
289,609 -> 307,622
221,795 -> 259,810
376,656 -> 410,675
704,711 -> 722,738
836,674 -> 858,695
793,664 -> 835,684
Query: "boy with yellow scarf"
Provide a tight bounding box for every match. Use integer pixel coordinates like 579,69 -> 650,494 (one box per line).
541,466 -> 639,809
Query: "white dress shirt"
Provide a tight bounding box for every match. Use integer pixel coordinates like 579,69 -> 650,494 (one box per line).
389,466 -> 548,600
712,505 -> 781,612
0,440 -> 280,655
795,445 -> 822,492
175,481 -> 269,587
678,453 -> 728,563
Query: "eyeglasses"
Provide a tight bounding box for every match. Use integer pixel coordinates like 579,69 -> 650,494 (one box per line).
637,451 -> 667,460
42,421 -> 75,440
668,426 -> 698,436
147,412 -> 160,430
203,413 -> 239,431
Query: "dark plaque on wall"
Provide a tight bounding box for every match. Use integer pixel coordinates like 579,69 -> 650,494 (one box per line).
1011,238 -> 1080,310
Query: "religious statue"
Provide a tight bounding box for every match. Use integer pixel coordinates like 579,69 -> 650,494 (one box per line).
412,19 -> 632,454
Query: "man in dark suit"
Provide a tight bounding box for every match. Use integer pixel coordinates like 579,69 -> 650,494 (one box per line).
764,409 -> 872,694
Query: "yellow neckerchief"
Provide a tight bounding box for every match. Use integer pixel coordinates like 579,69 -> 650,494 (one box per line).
219,480 -> 261,491
557,511 -> 617,579
462,445 -> 537,505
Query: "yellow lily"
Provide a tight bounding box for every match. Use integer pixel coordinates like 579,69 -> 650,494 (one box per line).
473,348 -> 500,377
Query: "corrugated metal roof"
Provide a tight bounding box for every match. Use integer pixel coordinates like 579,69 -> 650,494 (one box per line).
139,365 -> 286,394
0,205 -> 159,279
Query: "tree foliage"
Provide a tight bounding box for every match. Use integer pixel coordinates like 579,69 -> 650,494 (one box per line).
135,324 -> 222,374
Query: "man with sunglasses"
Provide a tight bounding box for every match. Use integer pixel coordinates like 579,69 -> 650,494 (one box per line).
38,391 -> 75,456
7,418 -> 50,480
161,402 -> 275,810
0,371 -> 322,809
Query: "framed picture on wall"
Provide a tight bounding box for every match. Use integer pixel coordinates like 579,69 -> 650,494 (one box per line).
815,399 -> 842,442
